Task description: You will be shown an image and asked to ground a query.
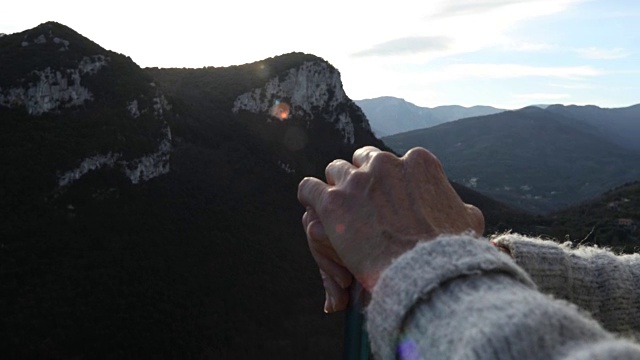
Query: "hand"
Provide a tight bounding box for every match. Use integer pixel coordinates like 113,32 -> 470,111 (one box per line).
298,146 -> 484,312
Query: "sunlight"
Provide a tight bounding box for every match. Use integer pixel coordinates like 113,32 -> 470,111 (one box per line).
270,100 -> 290,121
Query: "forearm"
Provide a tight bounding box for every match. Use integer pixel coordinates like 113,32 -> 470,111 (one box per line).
492,234 -> 640,335
366,235 -> 640,359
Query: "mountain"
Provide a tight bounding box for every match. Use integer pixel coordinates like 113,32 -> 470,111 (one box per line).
0,22 -> 541,358
355,96 -> 505,137
0,22 -> 388,359
0,22 -> 173,225
383,106 -> 640,214
546,104 -> 640,152
545,181 -> 640,253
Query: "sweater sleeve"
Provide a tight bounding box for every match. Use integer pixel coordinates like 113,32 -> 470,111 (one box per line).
492,233 -> 640,336
365,235 -> 640,360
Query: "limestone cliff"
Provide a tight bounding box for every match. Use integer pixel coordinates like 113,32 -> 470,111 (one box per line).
232,61 -> 369,144
0,21 -> 173,191
0,55 -> 108,115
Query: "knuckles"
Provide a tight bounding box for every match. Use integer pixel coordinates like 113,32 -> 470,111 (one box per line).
346,170 -> 370,189
319,188 -> 347,215
368,150 -> 400,174
404,147 -> 444,173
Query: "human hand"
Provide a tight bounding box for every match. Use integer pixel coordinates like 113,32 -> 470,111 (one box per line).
298,146 -> 484,312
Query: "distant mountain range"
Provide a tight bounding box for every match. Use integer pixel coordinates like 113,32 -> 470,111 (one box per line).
355,96 -> 505,137
546,104 -> 640,152
383,105 -> 640,214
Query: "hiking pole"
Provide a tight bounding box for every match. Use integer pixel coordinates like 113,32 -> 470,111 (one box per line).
343,281 -> 371,360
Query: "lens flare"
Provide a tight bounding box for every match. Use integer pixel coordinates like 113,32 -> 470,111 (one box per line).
397,338 -> 419,360
270,100 -> 290,121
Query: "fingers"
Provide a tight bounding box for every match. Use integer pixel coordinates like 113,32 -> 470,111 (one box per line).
306,218 -> 352,287
325,159 -> 356,186
402,147 -> 445,176
303,208 -> 353,313
352,146 -> 382,167
303,208 -> 352,286
402,147 -> 438,165
465,204 -> 485,235
321,270 -> 350,313
298,177 -> 329,208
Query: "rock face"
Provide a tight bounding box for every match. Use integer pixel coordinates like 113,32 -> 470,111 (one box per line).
233,61 -> 360,144
58,126 -> 172,187
0,55 -> 108,115
0,21 -> 174,193
123,125 -> 172,184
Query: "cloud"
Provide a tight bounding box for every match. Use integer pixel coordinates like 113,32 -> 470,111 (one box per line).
503,41 -> 554,52
550,82 -> 595,90
352,36 -> 452,57
429,0 -> 535,18
514,93 -> 570,100
574,47 -> 631,60
436,64 -> 602,80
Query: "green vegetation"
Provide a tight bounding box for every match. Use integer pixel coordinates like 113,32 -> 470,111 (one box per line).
544,182 -> 640,253
383,107 -> 640,214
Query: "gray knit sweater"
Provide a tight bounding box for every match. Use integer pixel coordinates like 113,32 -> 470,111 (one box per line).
365,234 -> 640,359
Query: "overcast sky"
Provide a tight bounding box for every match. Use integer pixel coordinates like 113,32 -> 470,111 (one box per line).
2,0 -> 638,109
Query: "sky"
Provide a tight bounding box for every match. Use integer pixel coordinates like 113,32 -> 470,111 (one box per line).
2,0 -> 639,109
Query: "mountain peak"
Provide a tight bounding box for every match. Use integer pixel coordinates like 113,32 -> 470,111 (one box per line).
2,21 -> 105,55
1,21 -> 173,188
516,105 -> 549,114
232,56 -> 369,145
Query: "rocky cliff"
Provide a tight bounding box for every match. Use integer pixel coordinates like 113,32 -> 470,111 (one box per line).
0,22 -> 174,192
1,26 -> 386,359
233,61 -> 365,144
1,22 -> 534,360
149,52 -> 385,177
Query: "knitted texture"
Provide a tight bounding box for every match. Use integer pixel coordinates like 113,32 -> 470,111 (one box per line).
493,233 -> 640,338
366,235 -> 640,359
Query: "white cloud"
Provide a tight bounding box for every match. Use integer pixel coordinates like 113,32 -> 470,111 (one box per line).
574,47 -> 631,60
353,36 -> 452,57
550,82 -> 595,90
514,93 -> 570,100
427,0 -> 579,19
501,41 -> 555,52
430,64 -> 602,81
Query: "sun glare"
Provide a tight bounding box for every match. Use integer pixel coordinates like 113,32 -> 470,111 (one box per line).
270,100 -> 290,121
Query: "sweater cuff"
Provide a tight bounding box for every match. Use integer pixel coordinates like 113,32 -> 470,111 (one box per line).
365,234 -> 536,359
492,233 -> 571,298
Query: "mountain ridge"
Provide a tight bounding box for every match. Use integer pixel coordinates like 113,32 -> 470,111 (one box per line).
545,103 -> 640,152
0,22 -> 396,358
382,106 -> 640,214
355,96 -> 505,137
